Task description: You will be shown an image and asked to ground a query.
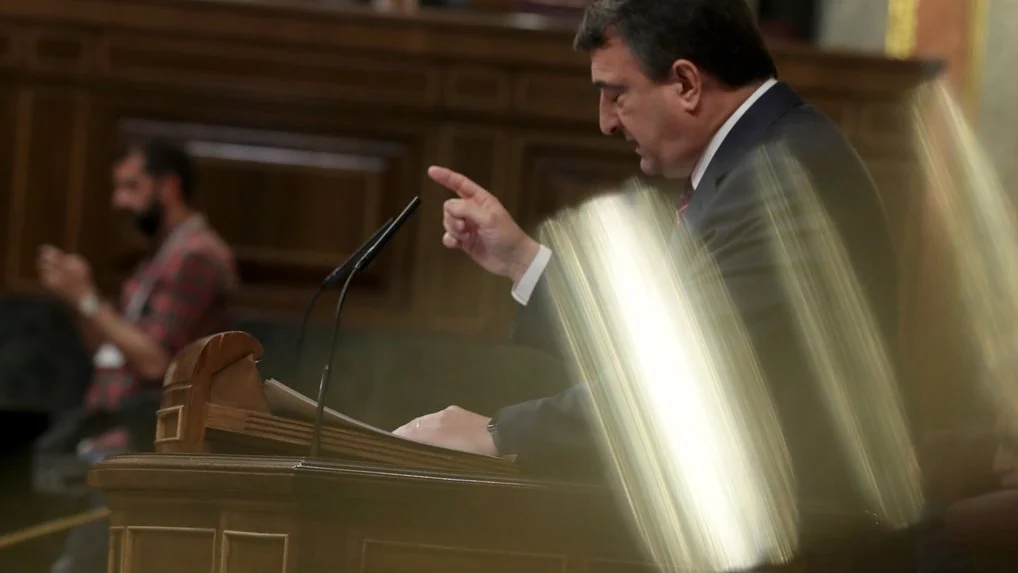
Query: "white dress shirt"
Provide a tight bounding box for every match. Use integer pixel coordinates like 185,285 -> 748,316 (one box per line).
510,78 -> 778,306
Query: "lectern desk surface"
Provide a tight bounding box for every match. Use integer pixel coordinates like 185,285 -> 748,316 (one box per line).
89,453 -> 913,573
154,331 -> 516,475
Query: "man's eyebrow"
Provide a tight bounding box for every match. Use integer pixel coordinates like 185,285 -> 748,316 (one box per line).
593,80 -> 624,91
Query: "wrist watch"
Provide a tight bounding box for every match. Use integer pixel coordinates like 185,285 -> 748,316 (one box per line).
78,292 -> 100,318
486,418 -> 504,455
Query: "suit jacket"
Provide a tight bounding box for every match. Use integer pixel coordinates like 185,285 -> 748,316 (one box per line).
494,82 -> 903,504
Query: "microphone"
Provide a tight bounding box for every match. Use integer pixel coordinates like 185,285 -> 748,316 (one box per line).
309,195 -> 421,457
352,196 -> 422,273
293,217 -> 394,386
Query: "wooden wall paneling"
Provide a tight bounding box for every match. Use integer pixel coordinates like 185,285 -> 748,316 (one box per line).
92,454 -> 929,573
122,526 -> 218,573
511,133 -> 647,233
774,49 -> 935,96
57,81 -> 429,328
27,26 -> 96,76
219,508 -> 299,573
0,22 -> 27,69
117,118 -> 393,284
855,100 -> 913,153
72,90 -> 143,299
359,539 -> 565,573
111,113 -> 426,328
325,492 -> 616,572
105,495 -> 223,573
4,87 -> 91,290
848,94 -> 923,256
2,89 -> 32,289
442,65 -> 513,115
514,71 -> 598,123
0,0 -> 939,345
418,125 -> 513,336
586,560 -> 661,573
805,95 -> 858,133
65,92 -> 91,255
104,489 -> 303,573
100,32 -> 443,111
2,0 -> 585,70
862,157 -> 920,254
0,87 -> 18,288
220,530 -> 290,573
0,23 -> 26,288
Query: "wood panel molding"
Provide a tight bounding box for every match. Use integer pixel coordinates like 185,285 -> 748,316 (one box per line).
3,87 -> 91,290
442,66 -> 513,113
103,33 -> 444,109
221,530 -> 290,573
361,539 -> 566,573
419,125 -> 508,333
106,524 -> 293,573
28,27 -> 96,74
118,525 -> 218,573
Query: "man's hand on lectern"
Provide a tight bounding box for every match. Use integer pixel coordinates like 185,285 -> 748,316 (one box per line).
393,405 -> 498,456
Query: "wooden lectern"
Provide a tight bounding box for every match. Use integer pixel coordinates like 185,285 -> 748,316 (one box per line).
147,332 -> 515,475
89,333 -> 915,573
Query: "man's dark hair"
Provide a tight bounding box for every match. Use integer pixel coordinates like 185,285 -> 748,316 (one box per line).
574,0 -> 778,86
121,138 -> 197,202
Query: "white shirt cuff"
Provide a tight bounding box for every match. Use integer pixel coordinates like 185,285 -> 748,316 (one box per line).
510,244 -> 552,306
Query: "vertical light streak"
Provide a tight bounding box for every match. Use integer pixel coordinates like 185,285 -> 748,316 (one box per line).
754,146 -> 923,527
539,184 -> 798,572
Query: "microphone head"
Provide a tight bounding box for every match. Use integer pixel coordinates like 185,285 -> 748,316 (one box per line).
322,216 -> 394,287
353,196 -> 421,271
399,196 -> 422,219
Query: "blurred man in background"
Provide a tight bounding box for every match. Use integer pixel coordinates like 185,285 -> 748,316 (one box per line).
35,139 -> 237,573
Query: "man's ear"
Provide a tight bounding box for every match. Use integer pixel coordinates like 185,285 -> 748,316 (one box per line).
670,59 -> 702,112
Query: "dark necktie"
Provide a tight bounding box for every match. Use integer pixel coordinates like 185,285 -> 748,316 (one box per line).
677,177 -> 694,222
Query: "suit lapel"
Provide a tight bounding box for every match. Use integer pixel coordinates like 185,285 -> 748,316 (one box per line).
683,82 -> 805,225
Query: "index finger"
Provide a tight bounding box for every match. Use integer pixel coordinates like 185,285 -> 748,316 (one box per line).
428,166 -> 489,200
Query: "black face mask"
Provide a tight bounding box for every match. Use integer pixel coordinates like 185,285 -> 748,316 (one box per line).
132,197 -> 165,238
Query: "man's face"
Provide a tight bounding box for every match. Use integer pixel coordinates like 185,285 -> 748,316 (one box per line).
993,412 -> 1018,489
590,36 -> 708,179
111,152 -> 158,215
112,151 -> 171,237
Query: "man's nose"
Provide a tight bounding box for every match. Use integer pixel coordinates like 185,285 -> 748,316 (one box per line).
111,190 -> 131,211
598,104 -> 619,136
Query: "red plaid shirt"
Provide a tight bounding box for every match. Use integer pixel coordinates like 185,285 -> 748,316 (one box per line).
87,216 -> 237,414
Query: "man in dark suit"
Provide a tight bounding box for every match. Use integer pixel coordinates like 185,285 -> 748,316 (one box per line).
394,0 -> 899,505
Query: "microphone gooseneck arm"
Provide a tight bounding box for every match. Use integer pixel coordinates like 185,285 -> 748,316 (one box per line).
307,195 -> 420,459
309,267 -> 358,458
293,282 -> 326,385
293,218 -> 394,386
